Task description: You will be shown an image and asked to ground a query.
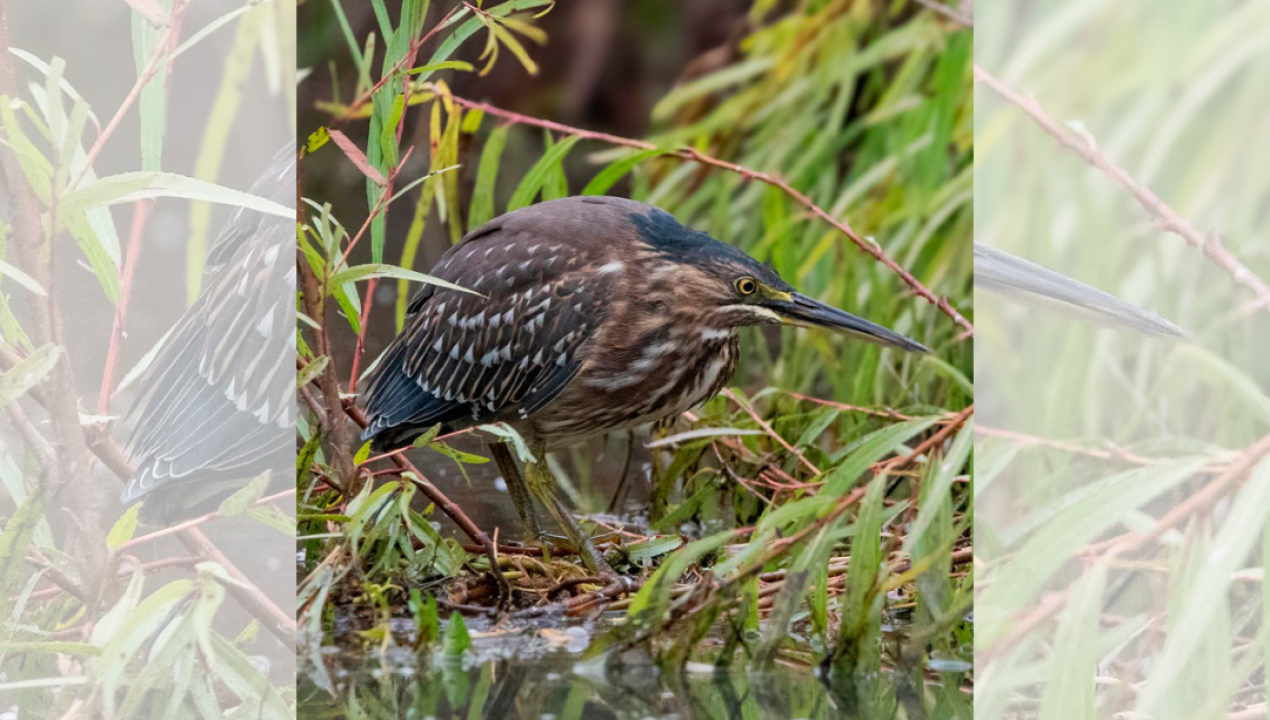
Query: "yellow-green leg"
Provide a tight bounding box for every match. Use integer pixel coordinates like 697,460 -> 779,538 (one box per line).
523,447 -> 614,576
488,442 -> 542,540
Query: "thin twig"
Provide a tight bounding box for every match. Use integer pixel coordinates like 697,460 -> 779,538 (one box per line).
724,389 -> 822,477
332,4 -> 464,125
974,63 -> 1270,313
976,424 -> 1180,467
67,1 -> 189,191
117,488 -> 297,551
421,85 -> 974,336
98,199 -> 151,413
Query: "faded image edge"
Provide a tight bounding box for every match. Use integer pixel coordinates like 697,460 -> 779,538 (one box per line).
0,0 -> 297,716
974,1 -> 1270,718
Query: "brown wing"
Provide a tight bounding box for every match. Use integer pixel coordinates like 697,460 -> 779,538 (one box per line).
361,212 -> 617,449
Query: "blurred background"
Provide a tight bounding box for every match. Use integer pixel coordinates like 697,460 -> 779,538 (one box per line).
975,1 -> 1270,718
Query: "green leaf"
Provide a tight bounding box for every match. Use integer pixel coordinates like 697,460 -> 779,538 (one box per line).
327,0 -> 365,74
306,126 -> 331,154
419,0 -> 552,84
64,212 -> 122,302
652,57 -> 775,121
296,355 -> 329,389
218,471 -> 270,516
393,103 -> 448,329
353,440 -> 372,465
93,577 -> 193,704
409,589 -> 440,645
131,0 -> 172,171
460,107 -> 484,132
379,93 -> 406,168
326,263 -> 480,296
247,505 -> 296,537
168,5 -> 256,64
541,135 -> 569,200
8,49 -> 100,128
581,148 -> 666,196
1039,561 -> 1106,720
977,458 -> 1209,646
477,423 -> 535,463
626,529 -> 735,618
442,611 -> 471,656
821,415 -> 941,496
61,172 -> 294,220
0,344 -> 59,407
904,417 -> 972,555
626,535 -> 684,564
406,60 -> 475,75
507,134 -> 581,210
1177,344 -> 1270,426
488,22 -> 539,75
107,503 -> 140,550
1138,455 -> 1270,714
0,489 -> 45,622
468,124 -> 509,228
410,424 -> 442,448
206,632 -> 291,720
185,6 -> 262,301
0,256 -> 45,295
428,443 -> 490,465
0,641 -> 102,657
836,473 -> 886,671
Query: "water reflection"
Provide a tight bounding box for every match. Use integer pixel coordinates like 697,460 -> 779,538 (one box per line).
299,647 -> 951,720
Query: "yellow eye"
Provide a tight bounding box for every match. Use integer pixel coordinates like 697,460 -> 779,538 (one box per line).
735,277 -> 758,295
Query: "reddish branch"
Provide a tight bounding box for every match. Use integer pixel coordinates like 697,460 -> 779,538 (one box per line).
423,85 -> 974,336
982,432 -> 1270,660
974,63 -> 1270,314
977,424 -> 1181,467
118,488 -> 297,551
98,199 -> 152,413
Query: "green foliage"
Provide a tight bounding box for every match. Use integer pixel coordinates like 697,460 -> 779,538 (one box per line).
298,0 -> 972,711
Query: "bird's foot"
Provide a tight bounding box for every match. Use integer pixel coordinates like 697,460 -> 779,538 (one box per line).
531,532 -> 578,558
532,532 -> 621,577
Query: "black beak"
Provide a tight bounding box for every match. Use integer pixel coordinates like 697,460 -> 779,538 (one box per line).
974,243 -> 1184,338
781,293 -> 930,353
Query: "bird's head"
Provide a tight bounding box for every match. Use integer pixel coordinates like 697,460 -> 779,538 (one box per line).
629,206 -> 930,354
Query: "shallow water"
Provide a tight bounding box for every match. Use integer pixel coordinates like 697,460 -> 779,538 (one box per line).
301,437 -> 968,719
299,647 -> 940,720
298,610 -> 964,720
